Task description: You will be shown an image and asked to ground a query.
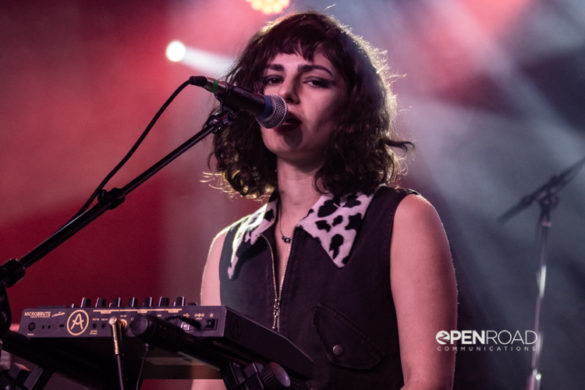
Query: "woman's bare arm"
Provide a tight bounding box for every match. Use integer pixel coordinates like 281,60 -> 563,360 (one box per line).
390,194 -> 457,390
192,229 -> 228,390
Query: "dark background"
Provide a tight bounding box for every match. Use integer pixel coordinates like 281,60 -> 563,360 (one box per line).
1,0 -> 584,389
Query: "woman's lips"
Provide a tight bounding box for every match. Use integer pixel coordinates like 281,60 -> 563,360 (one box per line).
277,113 -> 301,130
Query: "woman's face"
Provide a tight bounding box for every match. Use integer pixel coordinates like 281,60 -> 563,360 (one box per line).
259,50 -> 347,171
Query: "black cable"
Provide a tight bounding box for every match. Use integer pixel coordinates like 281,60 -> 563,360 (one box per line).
109,316 -> 126,390
115,354 -> 125,390
165,315 -> 202,330
134,343 -> 150,390
70,79 -> 192,221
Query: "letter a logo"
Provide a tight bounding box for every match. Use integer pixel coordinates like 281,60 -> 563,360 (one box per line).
67,310 -> 90,336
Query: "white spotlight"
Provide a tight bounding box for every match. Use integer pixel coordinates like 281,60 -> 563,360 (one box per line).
181,47 -> 234,77
166,40 -> 187,62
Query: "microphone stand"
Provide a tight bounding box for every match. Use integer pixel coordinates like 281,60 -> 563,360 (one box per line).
0,107 -> 235,337
498,155 -> 585,390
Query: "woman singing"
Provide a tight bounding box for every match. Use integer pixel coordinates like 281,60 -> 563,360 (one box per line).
198,11 -> 457,390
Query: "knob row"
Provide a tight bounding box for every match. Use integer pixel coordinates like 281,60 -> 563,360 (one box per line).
75,296 -> 190,308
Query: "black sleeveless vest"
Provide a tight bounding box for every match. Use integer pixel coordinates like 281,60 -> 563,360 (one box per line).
219,187 -> 412,390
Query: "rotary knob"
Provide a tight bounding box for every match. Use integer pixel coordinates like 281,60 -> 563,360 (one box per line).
260,362 -> 291,389
80,297 -> 91,308
95,297 -> 106,308
110,297 -> 122,308
174,296 -> 186,307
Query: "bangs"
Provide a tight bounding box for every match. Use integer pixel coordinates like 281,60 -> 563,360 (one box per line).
257,13 -> 344,66
231,12 -> 354,93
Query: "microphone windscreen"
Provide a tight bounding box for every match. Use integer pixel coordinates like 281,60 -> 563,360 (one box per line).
258,95 -> 287,129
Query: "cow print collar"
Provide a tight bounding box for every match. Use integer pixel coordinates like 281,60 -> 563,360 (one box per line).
227,190 -> 376,279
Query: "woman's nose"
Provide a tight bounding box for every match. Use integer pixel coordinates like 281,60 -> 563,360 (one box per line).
279,79 -> 299,104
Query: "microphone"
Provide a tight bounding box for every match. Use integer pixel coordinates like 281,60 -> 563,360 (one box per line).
190,76 -> 287,128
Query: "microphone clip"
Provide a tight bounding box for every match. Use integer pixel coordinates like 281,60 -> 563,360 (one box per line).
205,107 -> 236,135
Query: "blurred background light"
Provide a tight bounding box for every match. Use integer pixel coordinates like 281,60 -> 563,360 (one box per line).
246,0 -> 290,15
166,40 -> 186,62
167,45 -> 234,77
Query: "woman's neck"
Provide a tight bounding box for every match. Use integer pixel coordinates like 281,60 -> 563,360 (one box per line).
276,160 -> 322,224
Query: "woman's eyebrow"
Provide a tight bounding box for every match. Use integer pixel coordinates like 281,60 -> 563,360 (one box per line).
298,64 -> 334,76
265,64 -> 284,72
265,63 -> 334,77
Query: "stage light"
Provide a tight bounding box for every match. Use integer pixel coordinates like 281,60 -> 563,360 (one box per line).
166,40 -> 186,62
166,42 -> 234,77
246,0 -> 289,15
181,47 -> 234,76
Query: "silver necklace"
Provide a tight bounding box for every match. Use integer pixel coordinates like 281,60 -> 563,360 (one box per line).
280,229 -> 292,244
278,208 -> 292,244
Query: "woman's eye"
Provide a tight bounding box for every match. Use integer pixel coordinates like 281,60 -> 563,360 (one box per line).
262,75 -> 282,86
306,78 -> 331,88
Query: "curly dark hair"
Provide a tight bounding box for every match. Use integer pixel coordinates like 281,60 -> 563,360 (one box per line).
209,11 -> 412,199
